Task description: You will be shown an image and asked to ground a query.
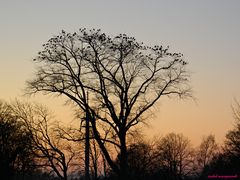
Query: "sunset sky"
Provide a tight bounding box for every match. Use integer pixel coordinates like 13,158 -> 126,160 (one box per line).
1,0 -> 240,146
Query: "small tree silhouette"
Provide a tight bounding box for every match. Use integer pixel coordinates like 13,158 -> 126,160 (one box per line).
13,101 -> 79,180
0,100 -> 34,179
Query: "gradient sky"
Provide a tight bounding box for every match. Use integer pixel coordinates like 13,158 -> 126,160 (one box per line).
1,0 -> 240,146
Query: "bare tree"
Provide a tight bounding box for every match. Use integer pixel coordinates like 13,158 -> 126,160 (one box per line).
126,140 -> 157,180
225,99 -> 240,156
12,101 -> 79,180
26,28 -> 191,179
232,98 -> 240,122
200,100 -> 240,177
0,100 -> 34,179
156,133 -> 194,180
196,134 -> 218,174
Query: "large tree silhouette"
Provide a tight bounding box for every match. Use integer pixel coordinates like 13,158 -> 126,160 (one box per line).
26,28 -> 191,179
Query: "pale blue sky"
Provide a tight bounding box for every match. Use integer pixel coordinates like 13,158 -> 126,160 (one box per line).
1,0 -> 240,145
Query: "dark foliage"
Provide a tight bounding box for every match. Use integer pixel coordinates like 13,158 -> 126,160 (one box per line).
199,100 -> 240,179
0,101 -> 35,179
200,152 -> 240,179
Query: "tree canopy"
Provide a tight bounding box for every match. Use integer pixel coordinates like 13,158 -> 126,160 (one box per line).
26,28 -> 191,179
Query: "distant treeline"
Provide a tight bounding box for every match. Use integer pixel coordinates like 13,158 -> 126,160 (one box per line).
0,99 -> 240,180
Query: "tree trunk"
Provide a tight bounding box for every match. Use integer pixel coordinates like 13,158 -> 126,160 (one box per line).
119,130 -> 128,180
90,115 -> 120,175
